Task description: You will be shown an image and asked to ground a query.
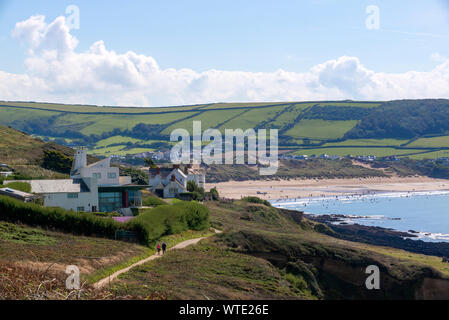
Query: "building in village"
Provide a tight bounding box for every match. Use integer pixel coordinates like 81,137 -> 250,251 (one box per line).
148,164 -> 206,198
5,147 -> 147,213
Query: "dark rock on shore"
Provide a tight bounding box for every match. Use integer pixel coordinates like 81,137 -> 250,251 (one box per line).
308,214 -> 449,258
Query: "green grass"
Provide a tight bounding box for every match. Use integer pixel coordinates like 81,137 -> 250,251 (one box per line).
408,135 -> 449,148
217,106 -> 285,131
0,221 -> 56,245
323,139 -> 409,147
285,119 -> 358,139
109,199 -> 449,300
0,221 -> 148,276
3,181 -> 31,193
86,228 -> 215,284
406,150 -> 449,160
3,100 -> 449,159
162,109 -> 244,134
292,147 -> 429,157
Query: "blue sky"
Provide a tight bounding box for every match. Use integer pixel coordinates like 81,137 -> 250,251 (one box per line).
0,0 -> 448,106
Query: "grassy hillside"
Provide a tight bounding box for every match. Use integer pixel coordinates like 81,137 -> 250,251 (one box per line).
110,200 -> 449,300
1,99 -> 449,160
0,124 -> 99,179
2,197 -> 449,300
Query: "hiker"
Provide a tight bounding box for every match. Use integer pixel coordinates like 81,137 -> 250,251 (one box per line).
161,242 -> 167,255
157,243 -> 161,255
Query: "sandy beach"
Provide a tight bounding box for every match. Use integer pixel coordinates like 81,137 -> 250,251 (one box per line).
211,176 -> 449,200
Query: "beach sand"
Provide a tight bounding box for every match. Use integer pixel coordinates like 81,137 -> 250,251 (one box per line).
211,176 -> 449,200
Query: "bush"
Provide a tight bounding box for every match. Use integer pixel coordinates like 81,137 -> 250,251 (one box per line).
4,182 -> 31,193
125,201 -> 210,245
242,196 -> 271,207
142,195 -> 166,207
209,187 -> 219,201
42,150 -> 72,174
0,196 -> 121,239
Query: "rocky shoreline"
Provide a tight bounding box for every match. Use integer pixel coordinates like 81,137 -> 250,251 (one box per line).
307,213 -> 449,259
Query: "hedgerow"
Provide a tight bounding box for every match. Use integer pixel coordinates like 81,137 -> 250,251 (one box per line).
0,196 -> 120,238
0,196 -> 210,246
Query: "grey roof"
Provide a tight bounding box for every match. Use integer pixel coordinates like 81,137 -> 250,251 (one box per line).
20,179 -> 90,194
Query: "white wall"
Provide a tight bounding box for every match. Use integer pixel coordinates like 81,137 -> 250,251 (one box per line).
80,165 -> 120,186
43,190 -> 98,212
163,181 -> 185,198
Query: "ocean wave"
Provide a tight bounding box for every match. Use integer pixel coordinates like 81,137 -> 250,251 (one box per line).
271,190 -> 449,207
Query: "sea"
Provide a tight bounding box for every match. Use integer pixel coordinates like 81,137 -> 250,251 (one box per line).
271,191 -> 449,242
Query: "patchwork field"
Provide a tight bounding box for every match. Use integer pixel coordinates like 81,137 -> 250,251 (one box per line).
1,99 -> 449,159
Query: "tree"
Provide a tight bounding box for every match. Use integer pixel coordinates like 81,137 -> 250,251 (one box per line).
42,150 -> 72,174
119,167 -> 148,185
144,158 -> 156,168
186,181 -> 205,201
209,187 -> 219,201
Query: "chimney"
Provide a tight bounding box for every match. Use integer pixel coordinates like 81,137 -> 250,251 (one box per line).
71,147 -> 87,172
171,174 -> 176,182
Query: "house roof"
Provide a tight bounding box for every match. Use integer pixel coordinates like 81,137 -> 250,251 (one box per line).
26,179 -> 90,194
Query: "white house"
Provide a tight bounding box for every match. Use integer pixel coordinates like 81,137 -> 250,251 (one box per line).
5,147 -> 146,213
149,164 -> 206,198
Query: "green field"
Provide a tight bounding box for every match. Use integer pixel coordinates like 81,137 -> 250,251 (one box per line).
0,100 -> 448,159
286,119 -> 359,139
407,136 -> 449,148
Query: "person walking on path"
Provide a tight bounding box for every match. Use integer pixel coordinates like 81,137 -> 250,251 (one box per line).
157,243 -> 161,255
161,242 -> 167,255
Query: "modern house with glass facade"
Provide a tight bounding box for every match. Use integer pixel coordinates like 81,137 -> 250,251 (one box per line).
6,147 -> 147,213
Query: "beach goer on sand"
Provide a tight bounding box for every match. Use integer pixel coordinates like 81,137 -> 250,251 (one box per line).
157,243 -> 161,255
162,242 -> 167,255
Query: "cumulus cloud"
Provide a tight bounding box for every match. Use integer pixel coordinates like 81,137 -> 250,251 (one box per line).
2,15 -> 449,106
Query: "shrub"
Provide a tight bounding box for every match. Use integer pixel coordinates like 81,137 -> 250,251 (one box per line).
186,181 -> 205,200
42,150 -> 72,174
125,201 -> 210,245
4,182 -> 31,193
0,196 -> 121,239
209,187 -> 219,201
242,196 -> 271,207
142,195 -> 166,207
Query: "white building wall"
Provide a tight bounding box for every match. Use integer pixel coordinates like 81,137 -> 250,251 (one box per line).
163,181 -> 186,198
187,174 -> 206,189
43,190 -> 98,212
42,177 -> 98,212
79,163 -> 120,186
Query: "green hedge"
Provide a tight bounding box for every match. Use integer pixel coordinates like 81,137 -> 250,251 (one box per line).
0,196 -> 121,239
126,201 -> 210,245
0,196 -> 210,246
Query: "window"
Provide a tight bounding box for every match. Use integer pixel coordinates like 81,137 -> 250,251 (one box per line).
67,193 -> 78,199
93,173 -> 102,179
107,172 -> 117,179
77,207 -> 85,212
98,192 -> 122,212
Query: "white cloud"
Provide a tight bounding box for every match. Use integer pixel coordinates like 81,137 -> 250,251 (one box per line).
2,15 -> 449,107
